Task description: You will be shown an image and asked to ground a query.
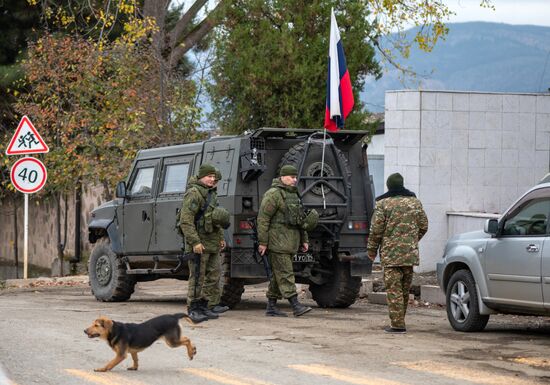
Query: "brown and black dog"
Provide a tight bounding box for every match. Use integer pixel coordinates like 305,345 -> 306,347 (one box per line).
84,313 -> 197,372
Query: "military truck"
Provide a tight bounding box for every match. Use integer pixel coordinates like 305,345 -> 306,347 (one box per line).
88,128 -> 375,308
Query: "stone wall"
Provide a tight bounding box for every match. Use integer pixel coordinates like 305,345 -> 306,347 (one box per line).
0,185 -> 105,272
384,90 -> 550,272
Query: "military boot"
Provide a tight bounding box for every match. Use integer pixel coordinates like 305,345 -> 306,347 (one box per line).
288,295 -> 312,317
211,304 -> 229,314
199,299 -> 219,319
265,298 -> 287,317
187,301 -> 209,323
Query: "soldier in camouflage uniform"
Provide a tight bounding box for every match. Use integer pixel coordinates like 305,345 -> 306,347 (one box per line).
257,165 -> 312,317
179,164 -> 226,323
367,173 -> 428,333
203,168 -> 229,314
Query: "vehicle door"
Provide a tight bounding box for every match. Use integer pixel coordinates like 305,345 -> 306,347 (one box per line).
484,191 -> 550,309
149,156 -> 193,254
123,159 -> 159,254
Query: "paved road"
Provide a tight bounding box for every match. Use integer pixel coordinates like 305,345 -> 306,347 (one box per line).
1,280 -> 550,385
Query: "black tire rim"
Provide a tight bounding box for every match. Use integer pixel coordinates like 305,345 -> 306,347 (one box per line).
450,280 -> 471,323
95,255 -> 112,286
306,162 -> 335,196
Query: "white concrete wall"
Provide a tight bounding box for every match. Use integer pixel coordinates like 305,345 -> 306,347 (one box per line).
367,134 -> 384,156
384,90 -> 550,272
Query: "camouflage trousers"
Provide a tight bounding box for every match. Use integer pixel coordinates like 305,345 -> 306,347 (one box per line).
266,252 -> 297,300
383,266 -> 414,329
187,252 -> 221,306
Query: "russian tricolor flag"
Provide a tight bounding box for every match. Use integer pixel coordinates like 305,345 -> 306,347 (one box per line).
324,8 -> 354,132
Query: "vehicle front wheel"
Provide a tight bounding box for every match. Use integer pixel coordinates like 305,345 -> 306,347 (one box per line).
88,238 -> 135,302
446,269 -> 489,332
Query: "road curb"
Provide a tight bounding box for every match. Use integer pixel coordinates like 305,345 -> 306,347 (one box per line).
420,285 -> 446,305
2,275 -> 89,288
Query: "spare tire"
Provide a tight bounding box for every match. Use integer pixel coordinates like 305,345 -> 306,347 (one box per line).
277,141 -> 351,221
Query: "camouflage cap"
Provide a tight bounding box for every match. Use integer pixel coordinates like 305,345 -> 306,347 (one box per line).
386,173 -> 404,190
280,165 -> 298,177
197,163 -> 217,179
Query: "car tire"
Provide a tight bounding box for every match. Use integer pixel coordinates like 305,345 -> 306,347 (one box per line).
220,251 -> 245,308
446,269 -> 489,332
309,260 -> 361,308
88,238 -> 135,302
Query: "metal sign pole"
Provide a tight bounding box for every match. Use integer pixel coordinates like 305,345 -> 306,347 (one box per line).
24,193 -> 28,279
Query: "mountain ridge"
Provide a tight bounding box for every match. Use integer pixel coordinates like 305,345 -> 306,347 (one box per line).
362,22 -> 550,112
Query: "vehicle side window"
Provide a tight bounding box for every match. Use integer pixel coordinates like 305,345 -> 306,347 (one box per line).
162,163 -> 190,193
502,198 -> 550,236
129,167 -> 155,196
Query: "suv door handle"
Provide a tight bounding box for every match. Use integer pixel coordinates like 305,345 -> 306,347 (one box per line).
526,244 -> 539,252
142,210 -> 149,222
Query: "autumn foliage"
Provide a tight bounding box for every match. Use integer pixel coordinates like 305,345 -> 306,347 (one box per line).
8,32 -> 202,198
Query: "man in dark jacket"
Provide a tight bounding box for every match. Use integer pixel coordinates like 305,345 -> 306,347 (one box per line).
367,173 -> 428,334
257,165 -> 312,317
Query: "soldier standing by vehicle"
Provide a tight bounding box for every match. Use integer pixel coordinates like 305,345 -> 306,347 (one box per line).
179,164 -> 228,322
257,165 -> 312,317
367,173 -> 428,334
204,168 -> 230,314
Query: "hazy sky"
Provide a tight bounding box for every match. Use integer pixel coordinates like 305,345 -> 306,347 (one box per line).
446,0 -> 550,27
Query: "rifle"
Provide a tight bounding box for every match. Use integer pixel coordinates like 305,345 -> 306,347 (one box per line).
247,217 -> 273,281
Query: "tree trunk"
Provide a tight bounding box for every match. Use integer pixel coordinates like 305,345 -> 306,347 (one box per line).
73,180 -> 82,263
56,192 -> 68,276
143,0 -> 225,71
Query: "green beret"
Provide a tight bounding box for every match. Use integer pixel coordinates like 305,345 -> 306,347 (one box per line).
197,164 -> 217,179
280,165 -> 298,177
386,173 -> 404,190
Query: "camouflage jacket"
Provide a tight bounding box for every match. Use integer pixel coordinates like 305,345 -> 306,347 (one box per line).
367,196 -> 428,267
257,178 -> 308,254
179,177 -> 223,253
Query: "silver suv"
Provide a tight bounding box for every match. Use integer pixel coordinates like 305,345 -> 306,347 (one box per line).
437,183 -> 550,332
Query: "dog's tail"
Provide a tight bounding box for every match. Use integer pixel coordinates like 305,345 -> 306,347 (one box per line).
174,313 -> 196,325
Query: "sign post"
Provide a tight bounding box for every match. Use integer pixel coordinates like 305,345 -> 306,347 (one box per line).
6,116 -> 49,279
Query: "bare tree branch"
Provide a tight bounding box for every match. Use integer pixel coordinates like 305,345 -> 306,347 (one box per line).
169,0 -> 210,51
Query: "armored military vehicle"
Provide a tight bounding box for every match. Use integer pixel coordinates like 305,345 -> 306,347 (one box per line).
88,128 -> 375,308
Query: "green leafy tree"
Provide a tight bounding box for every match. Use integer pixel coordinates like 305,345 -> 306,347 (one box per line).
208,0 -> 382,133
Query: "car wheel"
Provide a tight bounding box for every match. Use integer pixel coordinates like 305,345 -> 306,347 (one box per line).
309,260 -> 361,308
88,238 -> 135,302
220,250 -> 245,308
446,269 -> 489,332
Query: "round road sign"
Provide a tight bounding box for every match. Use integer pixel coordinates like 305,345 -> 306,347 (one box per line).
10,157 -> 47,193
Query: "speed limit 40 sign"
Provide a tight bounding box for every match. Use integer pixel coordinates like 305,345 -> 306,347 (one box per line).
10,157 -> 48,193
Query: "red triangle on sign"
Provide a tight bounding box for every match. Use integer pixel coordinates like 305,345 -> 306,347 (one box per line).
6,116 -> 49,155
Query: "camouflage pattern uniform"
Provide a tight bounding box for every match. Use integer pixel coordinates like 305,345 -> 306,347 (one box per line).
367,195 -> 428,329
179,176 -> 223,304
257,178 -> 308,299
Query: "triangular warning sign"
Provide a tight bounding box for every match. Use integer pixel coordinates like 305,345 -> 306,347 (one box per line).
6,116 -> 49,155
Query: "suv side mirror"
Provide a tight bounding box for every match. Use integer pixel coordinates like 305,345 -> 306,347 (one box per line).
116,181 -> 127,198
484,218 -> 499,235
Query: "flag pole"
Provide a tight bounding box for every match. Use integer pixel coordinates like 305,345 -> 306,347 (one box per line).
320,128 -> 327,210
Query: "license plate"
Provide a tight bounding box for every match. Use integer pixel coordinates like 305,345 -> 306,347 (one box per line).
293,253 -> 315,263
